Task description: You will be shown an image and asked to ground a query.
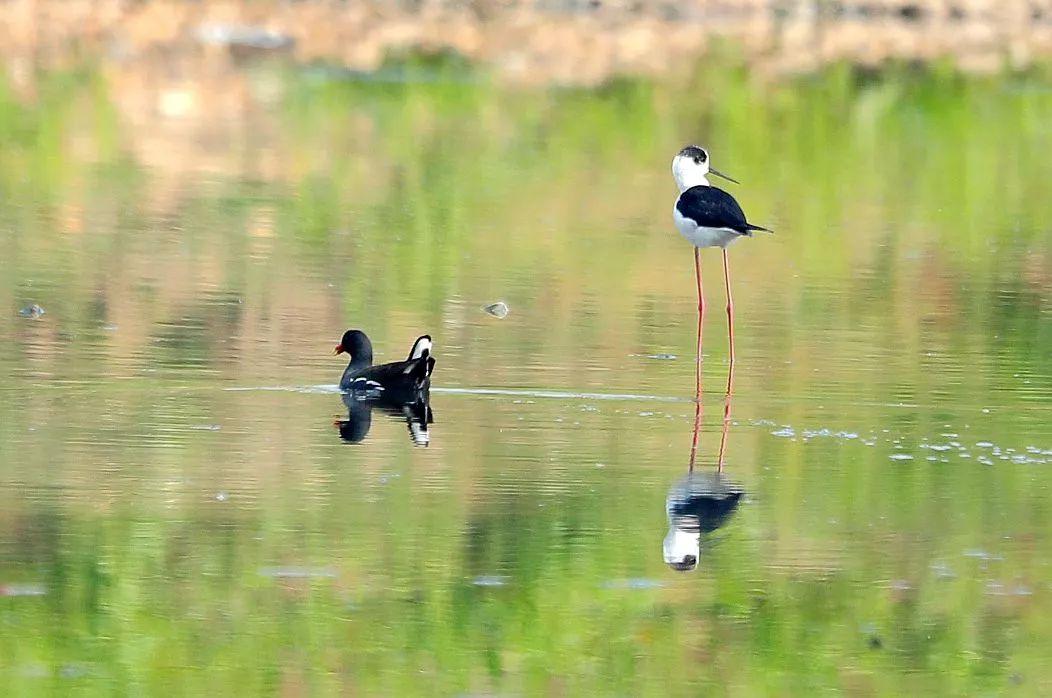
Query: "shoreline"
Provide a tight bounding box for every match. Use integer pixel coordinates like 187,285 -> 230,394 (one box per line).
1,1 -> 1051,86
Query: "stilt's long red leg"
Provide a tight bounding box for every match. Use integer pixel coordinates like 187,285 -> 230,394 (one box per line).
717,362 -> 734,473
716,249 -> 737,472
722,248 -> 735,396
688,393 -> 703,473
688,247 -> 705,471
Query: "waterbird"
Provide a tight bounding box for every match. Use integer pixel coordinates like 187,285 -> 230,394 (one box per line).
670,359 -> 742,571
334,330 -> 435,396
663,471 -> 744,571
672,145 -> 770,396
336,390 -> 434,447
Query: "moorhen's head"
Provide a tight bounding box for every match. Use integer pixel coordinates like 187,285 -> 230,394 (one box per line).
334,329 -> 373,362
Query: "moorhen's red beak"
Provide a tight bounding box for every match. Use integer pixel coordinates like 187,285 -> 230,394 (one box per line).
333,344 -> 345,356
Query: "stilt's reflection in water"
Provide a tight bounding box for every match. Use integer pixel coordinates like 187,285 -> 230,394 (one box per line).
664,360 -> 743,571
335,391 -> 434,447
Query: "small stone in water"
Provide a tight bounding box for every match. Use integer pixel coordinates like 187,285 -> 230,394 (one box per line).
18,304 -> 45,319
482,301 -> 509,318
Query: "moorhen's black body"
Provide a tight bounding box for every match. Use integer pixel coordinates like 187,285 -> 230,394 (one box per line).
334,329 -> 435,398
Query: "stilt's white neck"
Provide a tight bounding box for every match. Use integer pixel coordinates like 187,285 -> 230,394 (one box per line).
676,172 -> 710,193
663,527 -> 700,565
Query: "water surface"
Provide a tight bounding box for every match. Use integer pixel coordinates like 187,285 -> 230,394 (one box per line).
1,63 -> 1050,694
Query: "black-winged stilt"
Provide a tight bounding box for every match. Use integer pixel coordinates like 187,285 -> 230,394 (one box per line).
672,145 -> 769,464
672,145 -> 769,389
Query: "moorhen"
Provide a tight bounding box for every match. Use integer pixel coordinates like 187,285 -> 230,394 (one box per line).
334,329 -> 435,398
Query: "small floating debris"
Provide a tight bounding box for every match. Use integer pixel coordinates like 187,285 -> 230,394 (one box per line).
963,549 -> 1003,561
190,424 -> 222,431
985,582 -> 1007,596
602,578 -> 664,590
976,441 -> 994,448
215,491 -> 228,502
889,454 -> 914,461
58,663 -> 95,679
18,304 -> 45,319
634,353 -> 677,360
482,301 -> 509,319
258,566 -> 337,579
0,583 -> 47,597
20,662 -> 96,679
471,575 -> 509,587
771,426 -> 795,438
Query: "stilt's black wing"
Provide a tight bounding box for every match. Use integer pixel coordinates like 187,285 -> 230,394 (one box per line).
677,186 -> 769,234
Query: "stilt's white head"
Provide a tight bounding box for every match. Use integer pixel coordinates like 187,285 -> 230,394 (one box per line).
671,145 -> 739,193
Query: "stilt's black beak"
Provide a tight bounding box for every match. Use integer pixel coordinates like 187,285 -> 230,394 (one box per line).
710,168 -> 740,184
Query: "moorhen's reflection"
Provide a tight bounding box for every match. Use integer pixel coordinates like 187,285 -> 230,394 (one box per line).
335,391 -> 434,447
665,361 -> 743,571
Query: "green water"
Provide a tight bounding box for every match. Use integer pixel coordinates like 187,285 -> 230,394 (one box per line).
1,61 -> 1051,694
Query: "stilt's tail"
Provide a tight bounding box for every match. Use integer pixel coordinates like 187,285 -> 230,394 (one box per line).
746,223 -> 773,234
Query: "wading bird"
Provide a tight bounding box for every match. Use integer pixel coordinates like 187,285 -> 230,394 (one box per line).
671,145 -> 770,400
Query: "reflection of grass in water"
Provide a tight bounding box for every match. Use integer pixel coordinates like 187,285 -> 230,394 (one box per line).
0,61 -> 1050,693
0,450 -> 1043,694
274,59 -> 1051,378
